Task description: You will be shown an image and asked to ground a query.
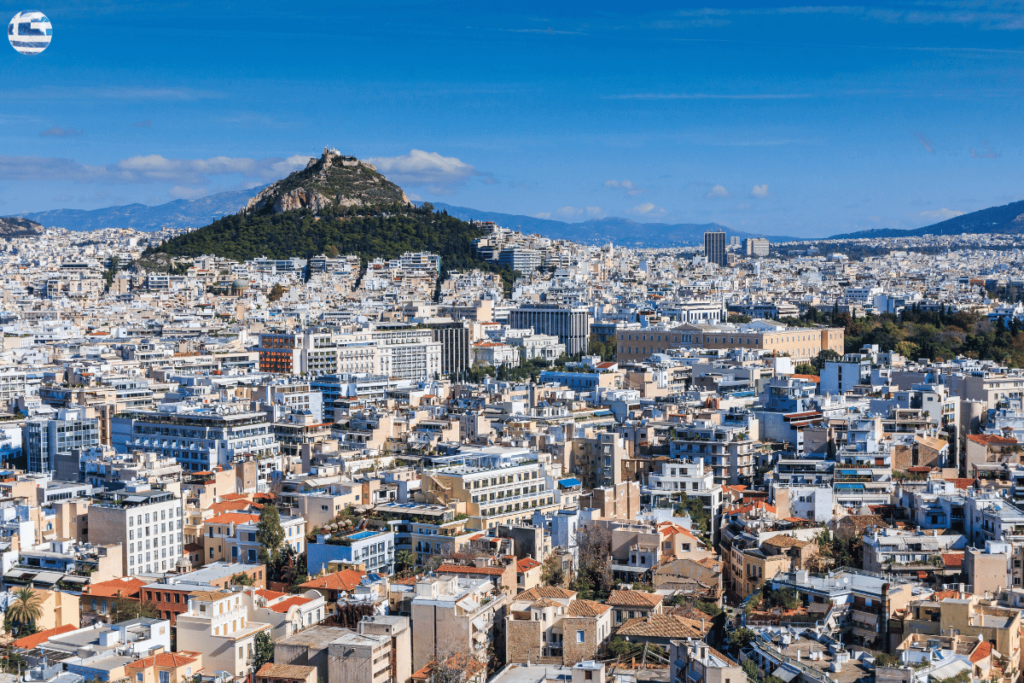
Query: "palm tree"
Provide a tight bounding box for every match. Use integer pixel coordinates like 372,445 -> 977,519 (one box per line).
395,550 -> 416,573
6,588 -> 42,634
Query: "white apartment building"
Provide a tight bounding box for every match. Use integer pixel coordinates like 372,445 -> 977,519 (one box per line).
88,482 -> 185,575
111,401 -> 280,472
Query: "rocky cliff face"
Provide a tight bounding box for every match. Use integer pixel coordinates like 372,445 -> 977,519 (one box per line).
0,216 -> 44,238
245,148 -> 412,215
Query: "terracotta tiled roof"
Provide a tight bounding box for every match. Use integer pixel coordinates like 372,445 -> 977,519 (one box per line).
256,663 -> 317,679
945,478 -> 978,490
436,564 -> 505,576
205,512 -> 260,525
970,641 -> 993,663
515,586 -> 577,601
256,589 -> 289,601
607,590 -> 663,608
530,598 -> 562,608
762,534 -> 809,549
300,569 -> 365,592
394,576 -> 418,585
82,576 -> 147,598
13,624 -> 77,649
618,614 -> 706,638
942,553 -> 964,568
206,499 -> 263,515
566,599 -> 611,617
967,434 -> 1017,445
126,652 -> 202,669
517,558 -> 541,573
268,596 -> 312,613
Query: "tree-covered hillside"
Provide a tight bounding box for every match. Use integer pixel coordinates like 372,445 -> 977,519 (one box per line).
145,203 -> 517,290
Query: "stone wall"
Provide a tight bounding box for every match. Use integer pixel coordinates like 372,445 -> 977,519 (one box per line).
505,618 -> 543,664
561,617 -> 598,666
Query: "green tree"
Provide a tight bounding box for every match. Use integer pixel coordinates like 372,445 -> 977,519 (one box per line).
540,554 -> 566,587
6,588 -> 42,634
231,572 -> 254,586
256,504 -> 286,566
268,284 -> 286,302
794,362 -> 818,376
729,627 -> 755,652
252,631 -> 274,670
395,550 -> 416,572
109,597 -> 160,624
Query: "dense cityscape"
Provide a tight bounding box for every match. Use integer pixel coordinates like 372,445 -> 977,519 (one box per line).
0,195 -> 1022,683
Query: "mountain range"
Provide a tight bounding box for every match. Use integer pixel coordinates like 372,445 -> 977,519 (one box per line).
18,187 -> 261,232
829,199 -> 1024,240
428,203 -> 798,246
11,172 -> 1024,245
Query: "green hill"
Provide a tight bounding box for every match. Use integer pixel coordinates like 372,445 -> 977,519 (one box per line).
145,149 -> 516,291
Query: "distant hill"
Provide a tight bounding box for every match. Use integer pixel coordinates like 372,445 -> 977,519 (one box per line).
429,202 -> 797,246
830,198 -> 1024,240
0,216 -> 44,238
148,149 -> 515,289
19,187 -> 261,232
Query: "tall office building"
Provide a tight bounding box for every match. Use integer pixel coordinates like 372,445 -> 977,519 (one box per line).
704,230 -> 727,267
508,305 -> 590,356
431,323 -> 471,376
24,407 -> 100,474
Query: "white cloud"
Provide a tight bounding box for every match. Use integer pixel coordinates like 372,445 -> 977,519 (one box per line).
750,184 -> 769,198
633,202 -> 665,215
0,153 -> 309,187
555,206 -> 582,217
920,208 -> 965,220
604,179 -> 642,196
367,149 -> 478,194
704,185 -> 729,199
586,206 -> 604,216
533,212 -> 552,219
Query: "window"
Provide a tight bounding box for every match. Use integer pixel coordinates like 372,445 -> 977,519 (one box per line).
136,675 -> 143,683
576,630 -> 585,643
160,672 -> 169,683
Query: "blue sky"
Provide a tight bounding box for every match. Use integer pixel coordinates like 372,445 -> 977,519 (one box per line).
3,1 -> 1024,237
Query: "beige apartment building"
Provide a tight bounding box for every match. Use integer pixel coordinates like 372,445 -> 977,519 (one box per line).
616,322 -> 844,363
410,576 -> 507,673
176,590 -> 272,680
421,447 -> 561,530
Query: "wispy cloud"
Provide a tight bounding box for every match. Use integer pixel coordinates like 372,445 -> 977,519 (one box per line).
367,149 -> 479,194
704,184 -> 729,199
668,5 -> 1024,31
920,208 -> 965,220
609,92 -> 813,100
504,27 -> 585,35
970,145 -> 1000,159
750,184 -> 769,198
603,179 -> 642,196
914,132 -> 936,154
40,126 -> 84,138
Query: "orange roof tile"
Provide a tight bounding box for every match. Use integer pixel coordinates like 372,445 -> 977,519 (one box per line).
268,596 -> 312,613
256,589 -> 289,601
967,434 -> 1017,445
970,641 -> 993,663
300,569 -> 365,592
436,564 -> 505,576
517,558 -> 541,573
126,652 -> 202,669
82,576 -> 147,598
205,512 -> 260,525
13,624 -> 77,649
607,590 -> 663,608
942,553 -> 964,568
